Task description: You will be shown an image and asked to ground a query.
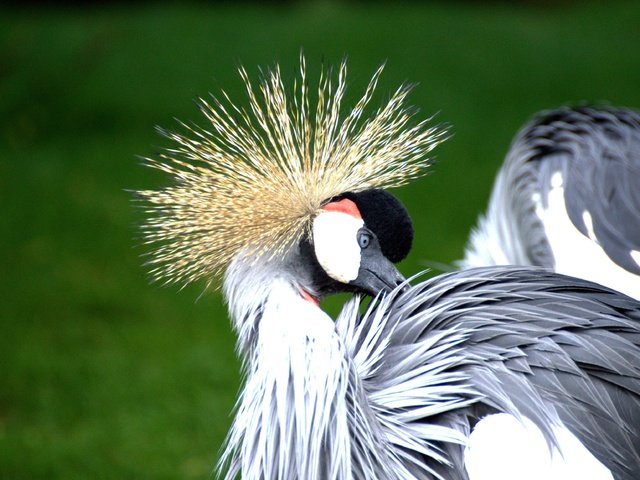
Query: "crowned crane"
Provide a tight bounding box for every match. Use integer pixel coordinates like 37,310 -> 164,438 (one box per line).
461,106 -> 640,299
138,59 -> 640,480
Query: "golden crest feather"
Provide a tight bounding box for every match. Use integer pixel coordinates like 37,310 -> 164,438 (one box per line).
137,57 -> 447,286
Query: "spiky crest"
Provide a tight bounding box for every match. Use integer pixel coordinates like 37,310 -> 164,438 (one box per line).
137,56 -> 446,286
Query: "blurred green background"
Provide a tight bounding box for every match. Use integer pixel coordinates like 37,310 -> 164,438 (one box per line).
2,1 -> 640,478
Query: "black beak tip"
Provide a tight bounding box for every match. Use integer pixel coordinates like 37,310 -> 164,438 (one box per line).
376,268 -> 408,296
393,273 -> 409,294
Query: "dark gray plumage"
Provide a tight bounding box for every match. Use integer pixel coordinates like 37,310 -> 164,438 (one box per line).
526,107 -> 640,272
463,106 -> 640,299
364,266 -> 640,480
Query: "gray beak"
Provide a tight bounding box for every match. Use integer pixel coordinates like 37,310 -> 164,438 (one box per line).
349,248 -> 407,297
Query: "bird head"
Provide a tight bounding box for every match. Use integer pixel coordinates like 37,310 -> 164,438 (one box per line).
301,189 -> 411,298
137,57 -> 445,301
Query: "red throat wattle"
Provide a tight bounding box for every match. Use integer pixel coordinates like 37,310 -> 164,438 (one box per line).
300,289 -> 320,307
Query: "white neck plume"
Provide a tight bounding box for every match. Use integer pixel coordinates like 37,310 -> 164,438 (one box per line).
220,257 -> 353,479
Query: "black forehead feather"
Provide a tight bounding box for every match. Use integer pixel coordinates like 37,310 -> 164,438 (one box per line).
333,189 -> 413,263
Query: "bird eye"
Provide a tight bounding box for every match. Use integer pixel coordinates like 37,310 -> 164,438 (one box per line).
358,230 -> 372,249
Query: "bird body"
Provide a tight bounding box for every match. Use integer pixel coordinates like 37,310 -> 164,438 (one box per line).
462,107 -> 640,299
221,263 -> 640,479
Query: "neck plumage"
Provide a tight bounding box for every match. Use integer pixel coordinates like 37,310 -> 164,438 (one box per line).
220,257 -> 354,479
219,257 -> 472,480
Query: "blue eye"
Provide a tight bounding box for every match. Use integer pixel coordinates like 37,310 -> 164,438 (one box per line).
358,231 -> 372,249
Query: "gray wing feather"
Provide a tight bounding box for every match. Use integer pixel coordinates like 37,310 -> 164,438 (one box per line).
518,106 -> 640,273
367,267 -> 640,479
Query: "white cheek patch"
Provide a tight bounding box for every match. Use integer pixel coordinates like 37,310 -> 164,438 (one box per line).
313,211 -> 364,283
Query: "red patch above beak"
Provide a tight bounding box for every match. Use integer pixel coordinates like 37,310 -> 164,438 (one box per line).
321,198 -> 362,219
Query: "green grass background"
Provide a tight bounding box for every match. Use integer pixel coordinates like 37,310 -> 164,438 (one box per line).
2,1 -> 640,478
